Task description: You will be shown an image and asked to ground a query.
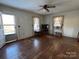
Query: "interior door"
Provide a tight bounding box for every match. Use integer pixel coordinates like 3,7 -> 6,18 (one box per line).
0,12 -> 5,48
1,14 -> 17,43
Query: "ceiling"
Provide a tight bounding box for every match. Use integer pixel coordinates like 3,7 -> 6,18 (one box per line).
0,0 -> 79,15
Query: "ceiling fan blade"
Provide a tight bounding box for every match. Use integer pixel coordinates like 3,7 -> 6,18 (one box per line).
38,8 -> 43,11
47,5 -> 56,8
39,8 -> 43,10
45,8 -> 49,12
39,5 -> 44,7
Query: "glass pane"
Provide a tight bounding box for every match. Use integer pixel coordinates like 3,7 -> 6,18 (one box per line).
34,17 -> 39,25
54,17 -> 63,27
3,26 -> 16,35
2,14 -> 15,25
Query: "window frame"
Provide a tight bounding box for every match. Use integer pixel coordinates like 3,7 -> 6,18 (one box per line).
53,16 -> 64,27
32,16 -> 40,32
1,13 -> 16,35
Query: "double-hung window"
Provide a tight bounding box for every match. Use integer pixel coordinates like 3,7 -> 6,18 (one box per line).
33,17 -> 40,32
2,14 -> 16,35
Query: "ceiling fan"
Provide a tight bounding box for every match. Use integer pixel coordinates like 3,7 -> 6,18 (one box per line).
39,0 -> 70,12
39,4 -> 56,12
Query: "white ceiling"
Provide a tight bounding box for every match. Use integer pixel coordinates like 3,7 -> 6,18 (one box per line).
0,0 -> 79,15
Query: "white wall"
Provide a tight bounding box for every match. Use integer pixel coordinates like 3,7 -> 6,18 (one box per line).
44,10 -> 79,38
0,5 -> 79,38
0,5 -> 44,39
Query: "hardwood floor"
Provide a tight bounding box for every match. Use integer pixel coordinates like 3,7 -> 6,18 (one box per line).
0,35 -> 79,59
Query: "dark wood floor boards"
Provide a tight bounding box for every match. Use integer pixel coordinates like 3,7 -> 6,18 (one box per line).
0,35 -> 79,59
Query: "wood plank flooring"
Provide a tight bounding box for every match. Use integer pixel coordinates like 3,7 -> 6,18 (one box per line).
0,35 -> 79,59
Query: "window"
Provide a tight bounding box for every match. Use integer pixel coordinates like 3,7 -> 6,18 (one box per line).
2,14 -> 16,35
54,16 -> 64,27
33,17 -> 40,32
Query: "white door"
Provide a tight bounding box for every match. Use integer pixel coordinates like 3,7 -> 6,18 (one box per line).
0,12 -> 5,48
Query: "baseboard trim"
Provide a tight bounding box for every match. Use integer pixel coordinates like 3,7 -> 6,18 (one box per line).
20,35 -> 35,40
63,36 -> 76,39
5,39 -> 17,43
0,43 -> 5,49
48,34 -> 76,39
5,35 -> 35,44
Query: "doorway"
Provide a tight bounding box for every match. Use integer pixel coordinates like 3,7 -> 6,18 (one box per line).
1,13 -> 17,43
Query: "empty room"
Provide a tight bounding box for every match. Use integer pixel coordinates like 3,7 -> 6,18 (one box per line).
0,0 -> 79,59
